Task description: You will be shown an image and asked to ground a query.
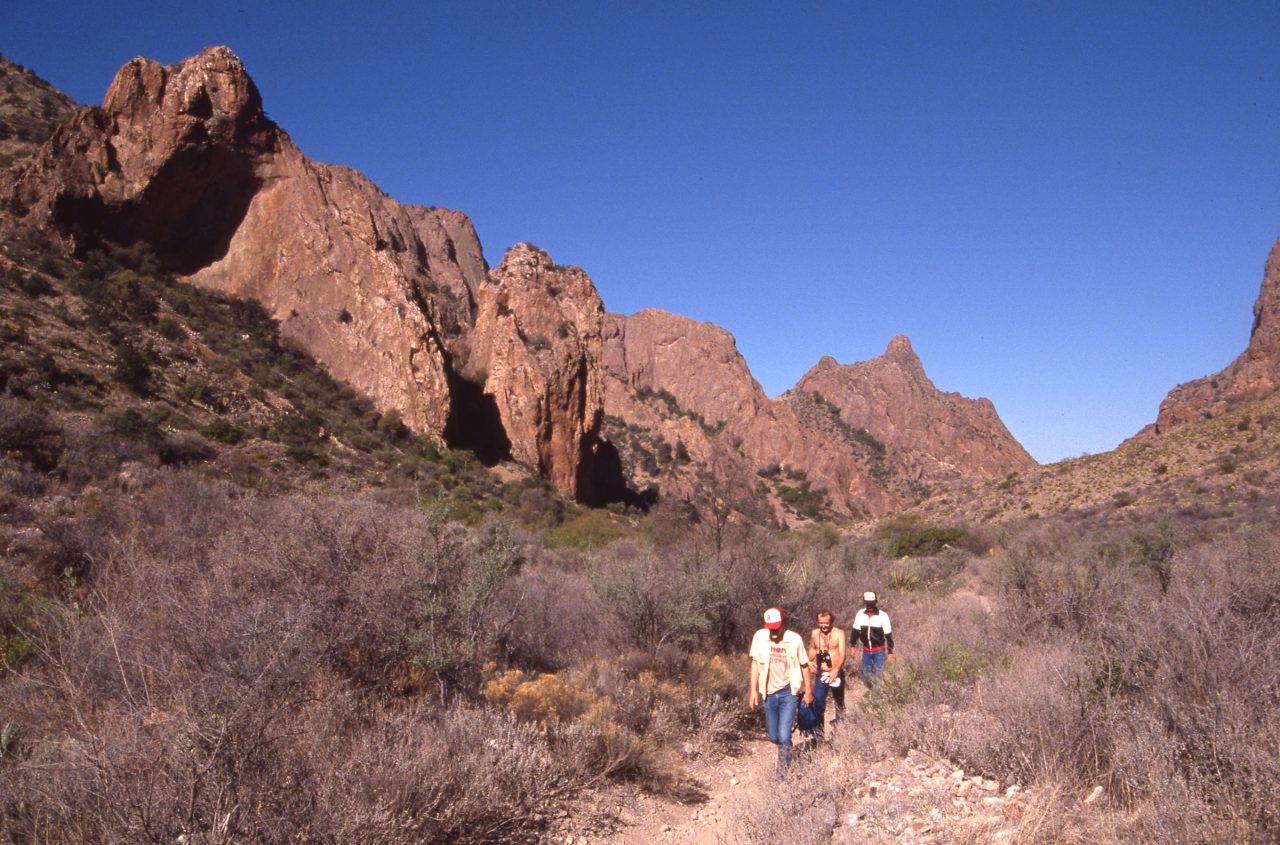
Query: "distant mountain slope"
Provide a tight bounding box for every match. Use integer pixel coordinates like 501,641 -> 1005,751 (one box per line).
912,389 -> 1280,532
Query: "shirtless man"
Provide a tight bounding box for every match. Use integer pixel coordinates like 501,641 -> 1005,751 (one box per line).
807,609 -> 847,741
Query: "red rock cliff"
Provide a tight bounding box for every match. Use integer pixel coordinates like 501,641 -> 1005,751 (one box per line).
1153,235 -> 1280,432
3,47 -> 605,499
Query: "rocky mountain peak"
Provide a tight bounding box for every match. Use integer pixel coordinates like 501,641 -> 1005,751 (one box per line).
884,333 -> 914,357
2,47 -> 1039,517
1246,237 -> 1280,364
103,47 -> 265,143
791,341 -> 1035,485
881,333 -> 925,375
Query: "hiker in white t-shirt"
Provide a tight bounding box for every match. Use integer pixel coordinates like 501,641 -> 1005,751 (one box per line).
747,607 -> 813,779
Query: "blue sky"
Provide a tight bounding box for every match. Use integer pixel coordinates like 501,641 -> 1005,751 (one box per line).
5,1 -> 1279,462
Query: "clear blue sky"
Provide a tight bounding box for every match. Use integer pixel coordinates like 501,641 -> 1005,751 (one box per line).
5,1 -> 1280,462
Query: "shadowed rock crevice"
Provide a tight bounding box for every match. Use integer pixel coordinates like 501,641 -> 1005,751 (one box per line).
53,145 -> 261,274
443,373 -> 511,466
581,436 -> 652,510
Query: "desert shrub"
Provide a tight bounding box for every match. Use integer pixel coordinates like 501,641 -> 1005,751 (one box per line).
875,514 -> 980,558
777,479 -> 829,520
888,545 -> 969,592
71,266 -> 159,328
155,315 -> 185,341
199,417 -> 245,444
156,432 -> 216,466
111,340 -> 153,394
0,398 -> 65,471
545,507 -> 628,549
17,271 -> 53,298
0,351 -> 80,397
0,483 -> 540,845
589,541 -> 727,654
501,563 -> 610,670
896,527 -> 1280,839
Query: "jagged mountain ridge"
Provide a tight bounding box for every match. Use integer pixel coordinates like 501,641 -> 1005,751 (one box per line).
1,47 -> 1036,521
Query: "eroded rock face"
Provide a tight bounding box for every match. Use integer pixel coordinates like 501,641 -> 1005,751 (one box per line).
789,335 -> 1036,484
1154,236 -> 1280,432
603,308 -> 770,425
471,244 -> 605,498
601,310 -> 902,521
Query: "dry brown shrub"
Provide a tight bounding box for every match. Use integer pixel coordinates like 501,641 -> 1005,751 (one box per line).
888,523 -> 1280,841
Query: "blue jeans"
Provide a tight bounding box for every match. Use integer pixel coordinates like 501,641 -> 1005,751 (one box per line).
762,687 -> 799,777
861,649 -> 886,689
811,669 -> 845,739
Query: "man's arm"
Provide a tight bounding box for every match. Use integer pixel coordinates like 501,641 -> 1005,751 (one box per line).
797,640 -> 814,705
747,661 -> 760,709
807,629 -> 819,664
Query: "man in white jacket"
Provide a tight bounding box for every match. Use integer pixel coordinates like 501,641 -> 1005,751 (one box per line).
852,591 -> 894,689
748,607 -> 814,779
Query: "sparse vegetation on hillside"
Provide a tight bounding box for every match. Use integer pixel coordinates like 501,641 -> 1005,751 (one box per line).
0,54 -> 77,173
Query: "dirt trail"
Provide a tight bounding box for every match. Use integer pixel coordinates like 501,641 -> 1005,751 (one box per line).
609,739 -> 775,845
552,706 -> 1034,845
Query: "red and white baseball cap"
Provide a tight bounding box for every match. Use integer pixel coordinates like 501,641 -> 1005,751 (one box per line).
763,607 -> 784,630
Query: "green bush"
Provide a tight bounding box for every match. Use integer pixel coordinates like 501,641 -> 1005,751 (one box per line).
111,341 -> 153,395
18,272 -> 53,298
199,418 -> 246,445
875,515 -> 977,558
546,509 -> 629,549
156,316 -> 185,342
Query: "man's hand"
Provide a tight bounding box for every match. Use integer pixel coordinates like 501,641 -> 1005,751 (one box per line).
748,690 -> 759,710
887,653 -> 896,664
802,689 -> 814,706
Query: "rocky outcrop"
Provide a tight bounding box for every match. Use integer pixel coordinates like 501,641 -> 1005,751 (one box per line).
2,47 -> 608,499
603,308 -> 769,425
1153,235 -> 1280,432
786,335 -> 1036,485
470,244 -> 605,497
601,310 -> 903,521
